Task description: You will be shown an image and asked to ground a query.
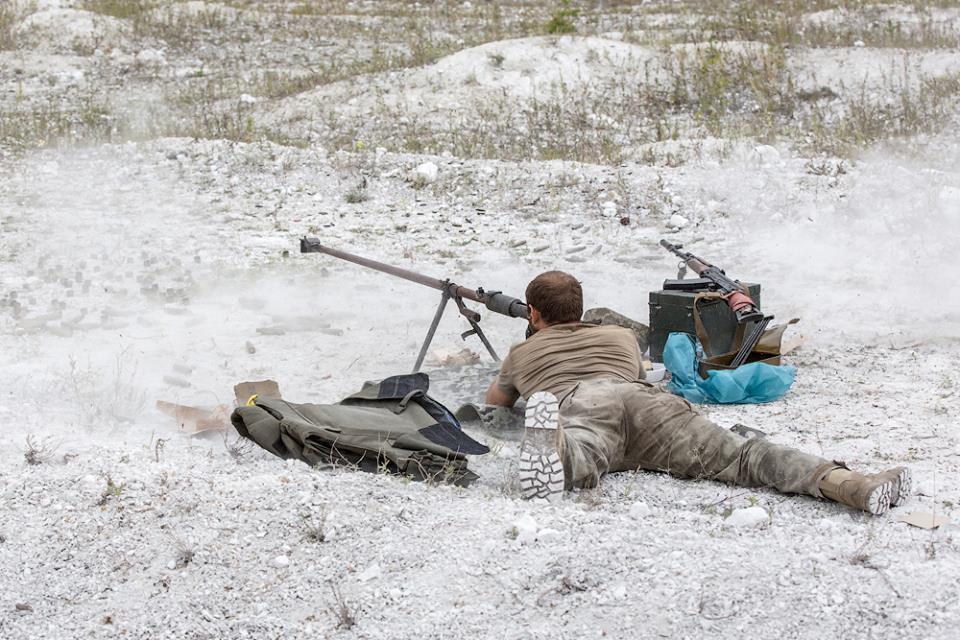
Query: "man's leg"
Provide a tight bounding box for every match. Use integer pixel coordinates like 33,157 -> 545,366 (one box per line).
555,379 -> 630,489
617,383 -> 905,514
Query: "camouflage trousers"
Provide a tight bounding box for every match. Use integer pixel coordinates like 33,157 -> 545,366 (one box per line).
560,377 -> 836,495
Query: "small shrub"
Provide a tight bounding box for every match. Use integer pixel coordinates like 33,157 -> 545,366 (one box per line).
82,0 -> 154,20
224,434 -> 254,462
301,508 -> 328,543
344,187 -> 369,204
546,3 -> 578,35
0,3 -> 17,50
329,582 -> 356,630
97,474 -> 126,506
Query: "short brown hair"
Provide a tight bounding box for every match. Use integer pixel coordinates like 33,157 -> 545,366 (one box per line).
525,271 -> 583,324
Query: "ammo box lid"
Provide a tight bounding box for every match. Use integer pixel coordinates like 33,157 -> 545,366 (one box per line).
648,283 -> 760,307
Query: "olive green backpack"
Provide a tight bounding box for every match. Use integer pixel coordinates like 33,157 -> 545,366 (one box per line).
231,373 -> 489,486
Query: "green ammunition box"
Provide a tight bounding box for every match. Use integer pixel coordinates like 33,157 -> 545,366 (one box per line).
648,284 -> 761,362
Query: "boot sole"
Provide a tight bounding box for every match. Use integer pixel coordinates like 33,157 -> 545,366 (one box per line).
890,467 -> 912,507
866,480 -> 894,516
519,391 -> 564,502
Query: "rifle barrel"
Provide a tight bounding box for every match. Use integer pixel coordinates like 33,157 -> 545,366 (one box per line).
300,237 -> 529,319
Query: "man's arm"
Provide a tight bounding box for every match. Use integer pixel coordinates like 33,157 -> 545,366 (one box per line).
485,378 -> 520,407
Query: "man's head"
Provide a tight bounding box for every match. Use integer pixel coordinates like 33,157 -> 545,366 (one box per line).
525,271 -> 583,327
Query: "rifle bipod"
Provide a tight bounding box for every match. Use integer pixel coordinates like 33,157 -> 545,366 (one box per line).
412,282 -> 500,372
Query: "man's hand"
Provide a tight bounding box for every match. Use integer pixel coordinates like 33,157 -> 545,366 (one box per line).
485,378 -> 520,407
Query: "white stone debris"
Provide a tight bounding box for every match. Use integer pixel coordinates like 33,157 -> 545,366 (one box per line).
413,162 -> 440,184
511,513 -> 538,545
358,563 -> 382,582
753,144 -> 780,165
723,506 -> 769,529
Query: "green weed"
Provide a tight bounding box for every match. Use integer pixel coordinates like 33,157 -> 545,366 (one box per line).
546,2 -> 578,35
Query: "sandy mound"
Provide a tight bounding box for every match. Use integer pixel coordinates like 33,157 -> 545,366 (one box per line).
789,48 -> 960,93
262,36 -> 659,133
804,5 -> 960,31
14,8 -> 127,54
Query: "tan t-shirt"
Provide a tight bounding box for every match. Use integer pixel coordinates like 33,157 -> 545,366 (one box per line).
496,323 -> 643,401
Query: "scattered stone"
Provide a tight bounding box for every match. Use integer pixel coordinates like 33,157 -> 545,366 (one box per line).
412,162 -> 439,185
162,375 -> 191,388
753,145 -> 780,165
245,341 -> 256,354
723,506 -> 768,529
256,326 -> 287,336
135,48 -> 166,66
511,513 -> 538,545
273,555 -> 290,568
629,501 -> 652,518
532,243 -> 551,253
914,480 -> 935,497
667,214 -> 688,229
15,603 -> 32,612
536,528 -> 562,542
358,563 -> 381,582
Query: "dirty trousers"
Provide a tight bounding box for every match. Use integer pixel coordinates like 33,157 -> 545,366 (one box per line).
559,378 -> 834,495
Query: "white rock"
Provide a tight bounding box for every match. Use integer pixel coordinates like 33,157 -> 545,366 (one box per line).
536,528 -> 562,542
854,40 -> 865,47
629,501 -> 652,518
135,48 -> 166,65
914,480 -> 935,497
939,186 -> 960,217
413,162 -> 439,184
239,94 -> 258,105
358,563 -> 381,582
273,554 -> 290,568
753,144 -> 780,165
668,214 -> 688,229
512,513 -> 538,545
723,506 -> 768,529
601,201 -> 618,217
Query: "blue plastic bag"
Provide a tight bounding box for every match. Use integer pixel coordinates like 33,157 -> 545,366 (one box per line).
663,332 -> 796,404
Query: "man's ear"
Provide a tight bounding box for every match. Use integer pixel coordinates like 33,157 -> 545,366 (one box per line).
529,306 -> 542,325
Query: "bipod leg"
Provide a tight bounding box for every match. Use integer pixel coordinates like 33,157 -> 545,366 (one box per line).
454,296 -> 500,362
413,290 -> 451,372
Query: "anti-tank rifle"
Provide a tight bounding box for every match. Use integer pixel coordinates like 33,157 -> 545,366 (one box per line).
659,239 -> 772,368
300,238 -> 528,372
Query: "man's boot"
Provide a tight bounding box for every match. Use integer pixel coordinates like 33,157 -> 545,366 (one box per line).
819,468 -> 896,515
868,466 -> 912,507
518,391 -> 565,501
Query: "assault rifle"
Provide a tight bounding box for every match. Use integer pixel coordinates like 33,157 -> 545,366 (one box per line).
659,239 -> 772,368
300,238 -> 528,372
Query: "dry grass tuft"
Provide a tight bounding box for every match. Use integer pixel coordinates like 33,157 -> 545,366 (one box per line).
24,435 -> 59,465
